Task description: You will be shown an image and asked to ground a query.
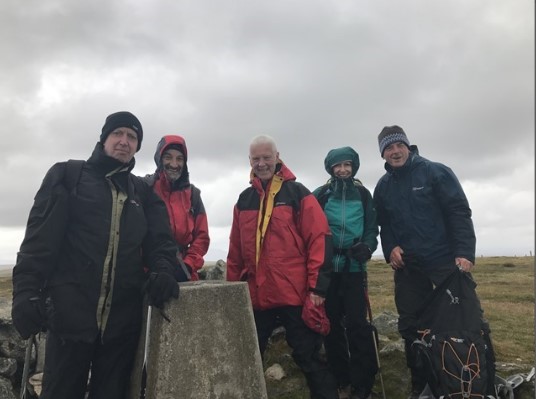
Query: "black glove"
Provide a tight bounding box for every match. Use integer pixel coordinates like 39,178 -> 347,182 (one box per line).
349,242 -> 372,263
11,291 -> 46,339
145,272 -> 179,309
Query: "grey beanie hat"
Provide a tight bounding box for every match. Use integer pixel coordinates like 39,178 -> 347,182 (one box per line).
378,125 -> 410,156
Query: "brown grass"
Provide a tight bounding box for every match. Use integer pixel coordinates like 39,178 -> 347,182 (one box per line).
1,256 -> 534,366
367,256 -> 535,364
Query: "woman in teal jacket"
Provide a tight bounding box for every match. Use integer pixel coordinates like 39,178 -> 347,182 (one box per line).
313,146 -> 379,399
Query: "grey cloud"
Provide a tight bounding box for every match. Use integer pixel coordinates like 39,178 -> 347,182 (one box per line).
0,0 -> 533,259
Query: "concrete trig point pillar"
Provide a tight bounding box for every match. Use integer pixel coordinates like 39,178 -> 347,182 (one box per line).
130,281 -> 268,399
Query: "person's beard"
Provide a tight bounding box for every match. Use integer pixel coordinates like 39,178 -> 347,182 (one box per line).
164,166 -> 181,182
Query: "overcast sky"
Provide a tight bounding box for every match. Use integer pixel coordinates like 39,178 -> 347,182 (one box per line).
0,0 -> 533,265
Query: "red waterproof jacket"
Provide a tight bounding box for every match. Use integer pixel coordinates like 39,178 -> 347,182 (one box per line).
226,161 -> 333,310
147,135 -> 210,280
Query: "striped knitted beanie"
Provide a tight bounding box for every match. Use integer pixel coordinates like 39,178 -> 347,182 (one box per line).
378,125 -> 410,156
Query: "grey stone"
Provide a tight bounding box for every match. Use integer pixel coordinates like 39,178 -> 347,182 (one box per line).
372,311 -> 399,336
380,338 -> 405,354
265,364 -> 286,381
0,357 -> 17,379
0,376 -> 16,399
0,323 -> 26,361
130,281 -> 267,399
198,260 -> 226,281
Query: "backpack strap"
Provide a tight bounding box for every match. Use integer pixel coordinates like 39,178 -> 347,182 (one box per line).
64,159 -> 85,194
355,183 -> 368,216
315,181 -> 332,210
189,184 -> 204,217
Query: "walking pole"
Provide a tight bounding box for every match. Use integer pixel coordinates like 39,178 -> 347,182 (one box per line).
363,273 -> 387,399
140,305 -> 152,399
20,335 -> 34,399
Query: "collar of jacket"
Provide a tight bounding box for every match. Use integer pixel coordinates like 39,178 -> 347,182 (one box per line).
384,151 -> 416,176
156,170 -> 191,192
250,160 -> 296,189
87,143 -> 135,176
255,172 -> 284,265
328,176 -> 360,193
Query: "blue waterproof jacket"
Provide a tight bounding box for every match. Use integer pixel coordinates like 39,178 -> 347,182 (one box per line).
373,149 -> 476,266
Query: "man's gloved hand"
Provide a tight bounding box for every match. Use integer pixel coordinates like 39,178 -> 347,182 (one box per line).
11,291 -> 46,339
145,272 -> 179,309
349,242 -> 372,263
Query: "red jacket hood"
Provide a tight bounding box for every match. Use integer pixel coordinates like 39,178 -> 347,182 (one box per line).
154,135 -> 188,169
154,135 -> 190,187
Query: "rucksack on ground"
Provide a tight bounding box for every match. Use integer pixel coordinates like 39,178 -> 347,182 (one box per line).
412,269 -> 497,399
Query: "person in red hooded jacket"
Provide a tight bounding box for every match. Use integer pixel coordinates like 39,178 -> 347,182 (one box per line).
227,135 -> 338,399
144,135 -> 210,281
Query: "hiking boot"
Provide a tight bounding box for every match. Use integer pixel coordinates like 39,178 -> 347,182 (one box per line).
337,385 -> 352,399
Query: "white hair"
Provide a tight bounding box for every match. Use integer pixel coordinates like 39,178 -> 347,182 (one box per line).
249,135 -> 278,153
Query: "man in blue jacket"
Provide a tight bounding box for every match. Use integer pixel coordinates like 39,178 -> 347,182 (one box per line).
373,126 -> 493,399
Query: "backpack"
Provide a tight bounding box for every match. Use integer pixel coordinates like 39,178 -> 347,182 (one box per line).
412,270 -> 496,399
63,159 -> 85,192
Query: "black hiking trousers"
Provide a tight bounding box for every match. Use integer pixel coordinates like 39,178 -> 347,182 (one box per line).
254,305 -> 339,399
324,272 -> 378,393
40,330 -> 139,399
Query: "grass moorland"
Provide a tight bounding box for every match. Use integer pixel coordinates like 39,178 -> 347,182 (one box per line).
0,257 -> 534,398
366,256 -> 535,365
0,257 -> 533,364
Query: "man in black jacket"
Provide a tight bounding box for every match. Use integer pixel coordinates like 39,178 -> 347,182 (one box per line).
11,111 -> 179,399
373,125 -> 493,399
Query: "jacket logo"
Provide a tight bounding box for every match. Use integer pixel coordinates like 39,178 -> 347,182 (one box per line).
130,199 -> 140,207
275,202 -> 287,206
412,186 -> 424,191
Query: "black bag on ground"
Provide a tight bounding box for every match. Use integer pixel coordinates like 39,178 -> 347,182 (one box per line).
412,269 -> 495,398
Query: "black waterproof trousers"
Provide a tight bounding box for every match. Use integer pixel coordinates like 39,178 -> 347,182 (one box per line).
254,306 -> 338,399
40,330 -> 139,399
324,272 -> 378,394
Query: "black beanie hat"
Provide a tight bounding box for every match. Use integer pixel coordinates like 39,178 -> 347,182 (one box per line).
378,125 -> 410,156
100,111 -> 143,152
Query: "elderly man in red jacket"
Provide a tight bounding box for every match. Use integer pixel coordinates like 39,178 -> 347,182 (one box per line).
227,135 -> 338,399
